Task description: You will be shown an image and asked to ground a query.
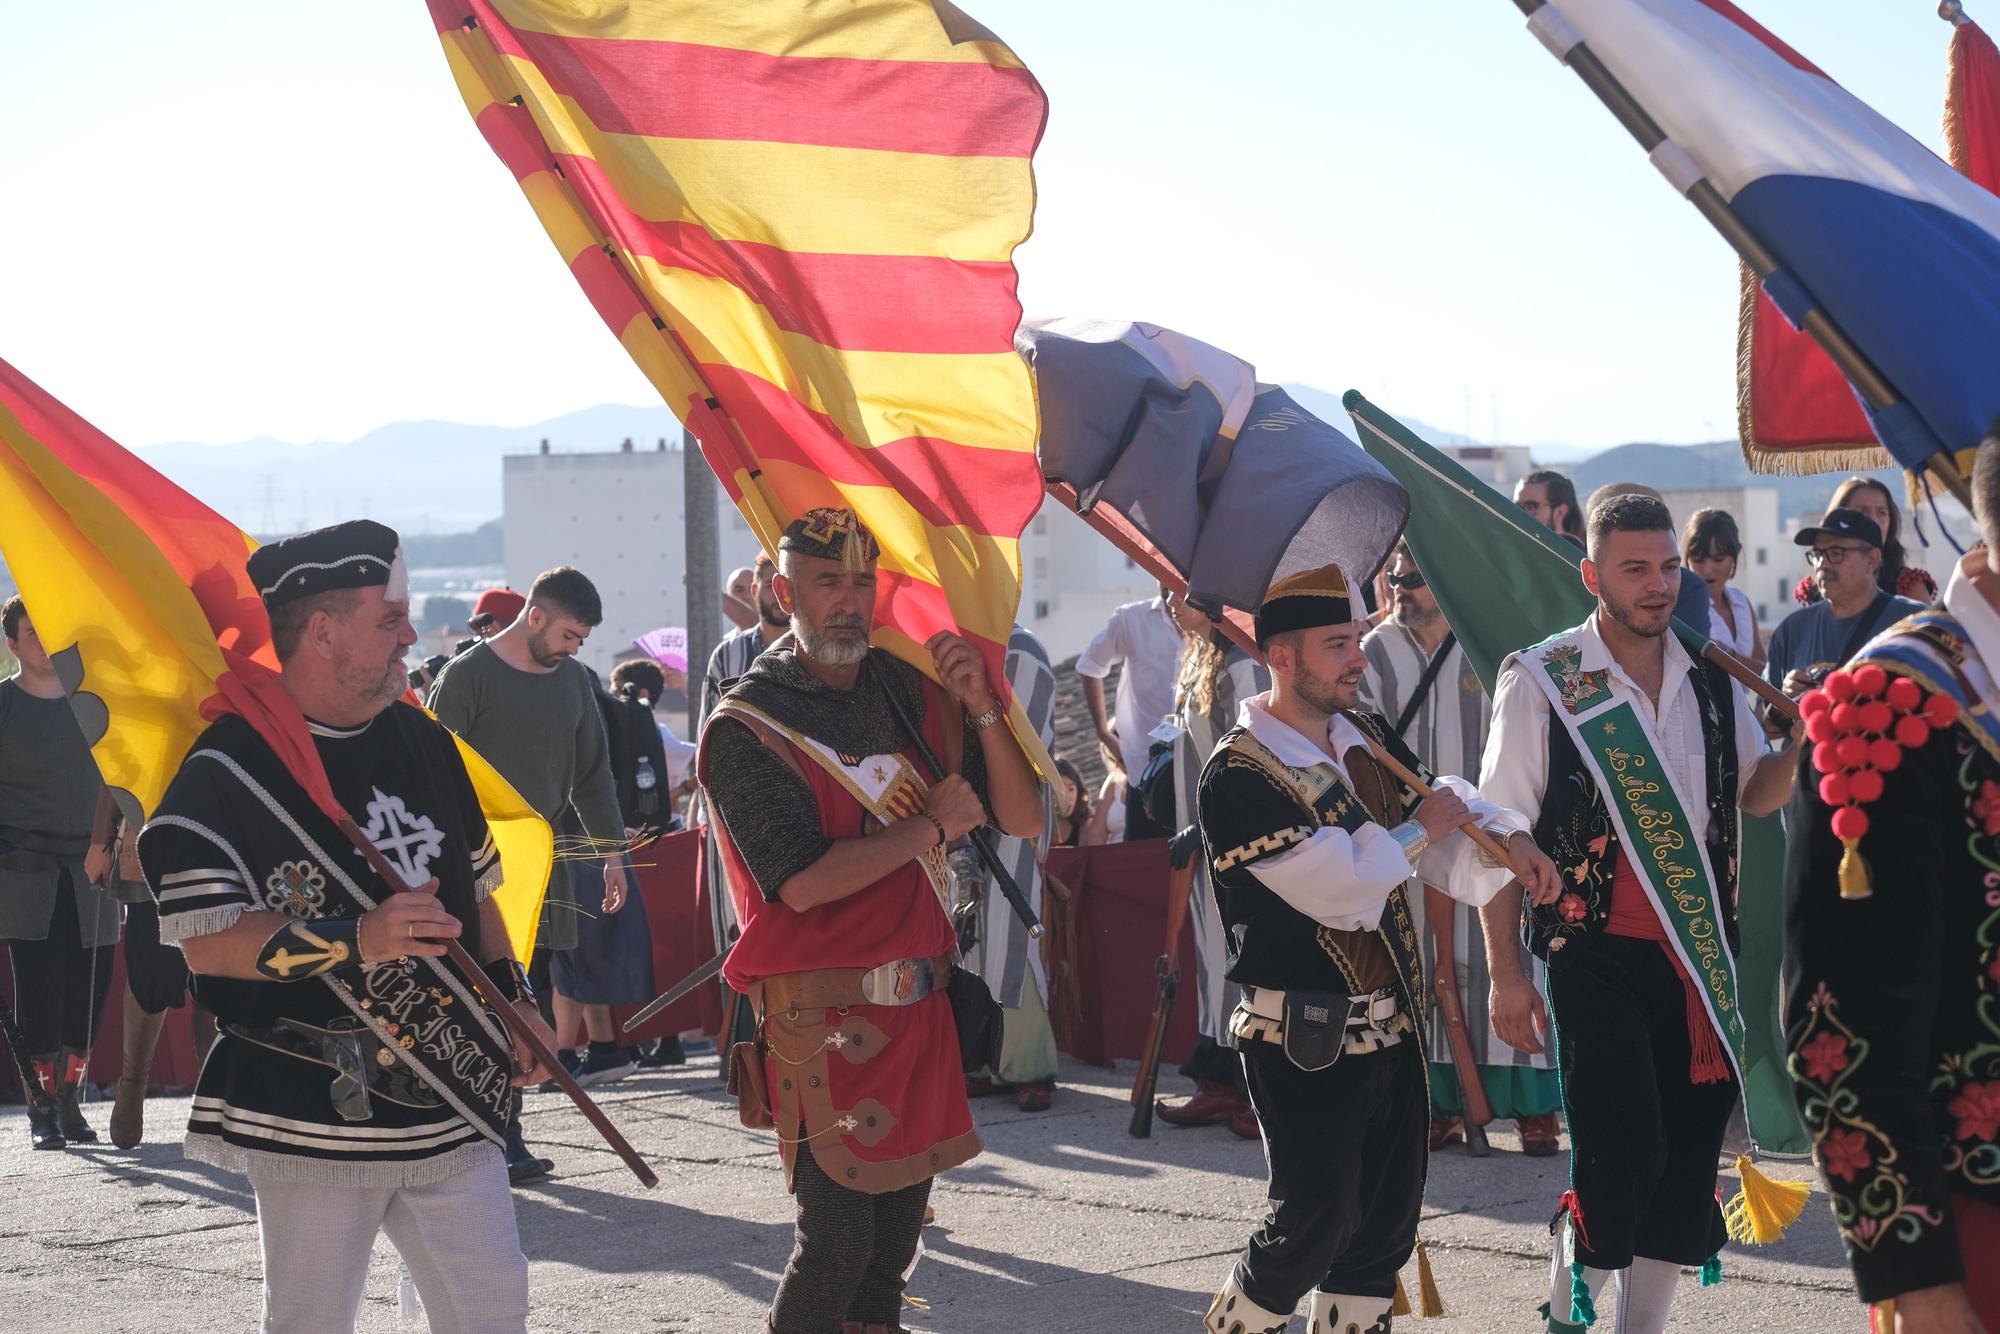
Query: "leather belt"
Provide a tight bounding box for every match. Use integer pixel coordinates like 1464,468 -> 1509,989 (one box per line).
1229,985 -> 1410,1055
752,954 -> 955,1017
224,1018 -> 443,1121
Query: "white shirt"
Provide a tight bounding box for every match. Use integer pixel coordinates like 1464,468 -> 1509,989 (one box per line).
1710,585 -> 1759,659
1944,551 -> 2000,706
1236,694 -> 1529,933
1075,596 -> 1183,778
1481,612 -> 1767,839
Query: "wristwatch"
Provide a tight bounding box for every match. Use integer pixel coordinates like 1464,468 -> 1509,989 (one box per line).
967,701 -> 1003,731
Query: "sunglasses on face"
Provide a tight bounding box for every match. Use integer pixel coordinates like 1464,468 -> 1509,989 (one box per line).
1385,570 -> 1427,590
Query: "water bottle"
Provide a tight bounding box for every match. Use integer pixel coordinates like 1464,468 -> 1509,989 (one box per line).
635,756 -> 658,793
634,756 -> 661,820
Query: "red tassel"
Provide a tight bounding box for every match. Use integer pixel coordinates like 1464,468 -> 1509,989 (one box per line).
1554,1188 -> 1593,1253
1678,959 -> 1731,1085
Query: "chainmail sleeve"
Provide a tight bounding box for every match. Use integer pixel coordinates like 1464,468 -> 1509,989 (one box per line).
702,716 -> 832,903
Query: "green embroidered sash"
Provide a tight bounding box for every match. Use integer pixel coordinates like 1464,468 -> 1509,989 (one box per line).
1524,633 -> 1747,1081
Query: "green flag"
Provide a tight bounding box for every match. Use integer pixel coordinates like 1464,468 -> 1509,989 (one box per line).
1343,391 -> 1807,1156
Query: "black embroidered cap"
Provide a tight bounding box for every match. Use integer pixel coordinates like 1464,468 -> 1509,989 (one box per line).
1253,563 -> 1355,647
247,520 -> 410,611
778,507 -> 881,572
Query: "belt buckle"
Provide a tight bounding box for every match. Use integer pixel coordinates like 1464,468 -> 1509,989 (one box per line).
859,957 -> 935,1006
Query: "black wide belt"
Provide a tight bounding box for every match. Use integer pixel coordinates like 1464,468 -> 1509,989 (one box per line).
224,1017 -> 443,1121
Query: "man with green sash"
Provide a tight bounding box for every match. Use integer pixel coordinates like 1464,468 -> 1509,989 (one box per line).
1478,493 -> 1800,1332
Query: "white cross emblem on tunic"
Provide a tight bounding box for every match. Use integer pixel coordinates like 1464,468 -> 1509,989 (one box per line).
362,788 -> 446,888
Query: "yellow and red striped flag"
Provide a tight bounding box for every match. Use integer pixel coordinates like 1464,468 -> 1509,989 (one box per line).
0,360 -> 554,958
425,0 -> 1051,759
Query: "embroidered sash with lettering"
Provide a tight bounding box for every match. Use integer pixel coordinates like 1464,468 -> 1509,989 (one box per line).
1523,631 -> 1746,1083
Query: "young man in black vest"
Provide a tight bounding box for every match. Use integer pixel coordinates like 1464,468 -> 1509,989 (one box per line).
1479,494 -> 1799,1332
1197,563 -> 1561,1334
140,520 -> 554,1331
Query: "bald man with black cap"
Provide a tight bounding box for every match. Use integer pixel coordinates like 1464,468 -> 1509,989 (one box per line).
1196,563 -> 1558,1334
139,519 -> 552,1333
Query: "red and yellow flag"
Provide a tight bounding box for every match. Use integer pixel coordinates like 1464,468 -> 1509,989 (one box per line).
0,360 -> 553,957
425,0 -> 1050,757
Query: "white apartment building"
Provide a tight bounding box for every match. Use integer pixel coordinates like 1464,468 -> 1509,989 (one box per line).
502,439 -> 765,676
501,440 -> 1156,673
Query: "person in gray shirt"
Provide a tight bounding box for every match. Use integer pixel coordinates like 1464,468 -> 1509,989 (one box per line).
429,566 -> 627,1184
1765,508 -> 1925,718
0,596 -> 119,1150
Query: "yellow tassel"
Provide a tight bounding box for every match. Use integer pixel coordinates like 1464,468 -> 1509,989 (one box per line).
1722,1154 -> 1812,1245
1837,840 -> 1873,900
1415,1237 -> 1445,1317
1391,1273 -> 1412,1317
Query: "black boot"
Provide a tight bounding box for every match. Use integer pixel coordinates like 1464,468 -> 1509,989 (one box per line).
55,1049 -> 98,1145
28,1058 -> 65,1151
503,1090 -> 551,1185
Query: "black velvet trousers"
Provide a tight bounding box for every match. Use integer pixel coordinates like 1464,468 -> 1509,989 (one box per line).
1235,1035 -> 1427,1312
1547,934 -> 1737,1269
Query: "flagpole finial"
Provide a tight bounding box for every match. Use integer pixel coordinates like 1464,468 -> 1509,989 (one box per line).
1941,0 -> 1970,26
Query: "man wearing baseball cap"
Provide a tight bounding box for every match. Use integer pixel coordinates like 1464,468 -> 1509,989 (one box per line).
1765,507 -> 1926,713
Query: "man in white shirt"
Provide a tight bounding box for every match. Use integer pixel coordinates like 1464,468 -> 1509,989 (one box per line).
1197,563 -> 1562,1334
1076,588 -> 1182,839
1477,493 -> 1799,1334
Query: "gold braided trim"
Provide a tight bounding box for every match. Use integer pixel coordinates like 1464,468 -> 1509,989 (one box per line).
1212,825 -> 1312,873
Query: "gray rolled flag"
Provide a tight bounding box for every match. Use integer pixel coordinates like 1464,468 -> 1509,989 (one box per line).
1018,317 -> 1408,643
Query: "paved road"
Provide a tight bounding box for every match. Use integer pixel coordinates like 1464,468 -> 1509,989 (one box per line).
2,1057 -> 1863,1331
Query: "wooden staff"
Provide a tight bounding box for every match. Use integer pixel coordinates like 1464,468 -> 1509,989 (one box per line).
1358,738 -> 1528,881
333,818 -> 659,1190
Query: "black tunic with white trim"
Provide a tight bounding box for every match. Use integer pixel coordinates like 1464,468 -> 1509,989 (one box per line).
139,704 -> 504,1185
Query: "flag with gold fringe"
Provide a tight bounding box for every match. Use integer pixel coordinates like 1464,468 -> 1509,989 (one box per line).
424,0 -> 1051,763
1735,7 -> 2000,477
0,359 -> 554,958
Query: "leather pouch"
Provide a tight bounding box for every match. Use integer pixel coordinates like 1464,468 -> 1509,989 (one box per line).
1280,990 -> 1347,1073
727,1039 -> 773,1129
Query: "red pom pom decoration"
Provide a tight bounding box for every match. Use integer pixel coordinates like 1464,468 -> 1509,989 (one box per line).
1923,693 -> 1960,728
1858,701 -> 1894,734
1849,770 -> 1885,804
1818,774 -> 1851,806
1825,673 -> 1858,703
1801,690 -> 1832,717
1804,713 -> 1835,745
1836,736 -> 1871,769
1852,664 -> 1888,697
1886,677 -> 1922,712
1812,745 -> 1842,774
1831,702 -> 1862,732
1830,807 -> 1870,841
1894,716 -> 1932,750
1870,739 -> 1903,772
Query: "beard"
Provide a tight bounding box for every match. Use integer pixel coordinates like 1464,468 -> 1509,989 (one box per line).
1600,585 -> 1672,639
1293,659 -> 1358,715
1396,596 -> 1440,631
526,626 -> 569,668
794,611 -> 870,667
758,593 -> 788,630
334,647 -> 407,707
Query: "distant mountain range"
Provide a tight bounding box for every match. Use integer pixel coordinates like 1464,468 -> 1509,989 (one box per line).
40,392 -> 1953,551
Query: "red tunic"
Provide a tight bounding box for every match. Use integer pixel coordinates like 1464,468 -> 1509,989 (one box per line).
705,678 -> 978,1194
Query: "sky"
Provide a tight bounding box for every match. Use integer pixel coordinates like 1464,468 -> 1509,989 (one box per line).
0,1 -> 1960,453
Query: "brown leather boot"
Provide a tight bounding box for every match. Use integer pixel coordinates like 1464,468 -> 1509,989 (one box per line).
111,990 -> 166,1149
1156,1078 -> 1250,1128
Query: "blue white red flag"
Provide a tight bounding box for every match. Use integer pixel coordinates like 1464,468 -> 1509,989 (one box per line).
1530,0 -> 2000,473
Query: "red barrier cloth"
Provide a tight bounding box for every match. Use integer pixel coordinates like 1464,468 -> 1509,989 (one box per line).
1046,838 -> 1198,1070
612,828 -> 725,1041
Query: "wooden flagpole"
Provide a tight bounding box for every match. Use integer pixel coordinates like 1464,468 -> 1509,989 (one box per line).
1511,0 -> 1973,509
